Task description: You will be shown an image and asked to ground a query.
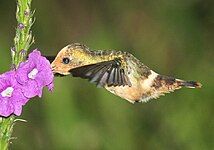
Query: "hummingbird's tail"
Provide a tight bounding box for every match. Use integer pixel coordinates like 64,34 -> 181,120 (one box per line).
178,80 -> 202,88
138,72 -> 202,103
152,75 -> 202,91
145,74 -> 202,101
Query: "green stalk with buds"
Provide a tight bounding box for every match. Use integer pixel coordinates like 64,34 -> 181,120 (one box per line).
13,0 -> 34,67
0,0 -> 34,149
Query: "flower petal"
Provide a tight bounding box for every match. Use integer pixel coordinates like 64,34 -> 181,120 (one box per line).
0,97 -> 14,117
28,50 -> 41,63
13,104 -> 22,116
47,82 -> 54,91
16,61 -> 35,84
21,80 -> 40,98
36,70 -> 53,87
12,88 -> 29,105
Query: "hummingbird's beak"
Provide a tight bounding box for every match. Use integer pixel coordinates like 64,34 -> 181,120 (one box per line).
44,55 -> 57,73
44,55 -> 59,74
45,55 -> 56,63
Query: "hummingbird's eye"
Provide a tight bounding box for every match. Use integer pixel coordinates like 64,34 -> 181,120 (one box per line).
62,57 -> 70,64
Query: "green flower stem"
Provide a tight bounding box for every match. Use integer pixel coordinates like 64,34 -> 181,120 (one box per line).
0,0 -> 34,149
0,116 -> 15,150
13,0 -> 34,66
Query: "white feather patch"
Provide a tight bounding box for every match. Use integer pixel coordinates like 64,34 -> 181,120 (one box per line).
141,70 -> 158,90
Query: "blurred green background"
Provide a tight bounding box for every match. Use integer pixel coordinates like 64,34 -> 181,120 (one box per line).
0,0 -> 214,149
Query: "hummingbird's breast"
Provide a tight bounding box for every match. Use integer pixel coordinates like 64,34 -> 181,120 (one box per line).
104,57 -> 148,103
105,69 -> 160,103
105,73 -> 143,103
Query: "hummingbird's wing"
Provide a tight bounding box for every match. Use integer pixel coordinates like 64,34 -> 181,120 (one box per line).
69,59 -> 132,87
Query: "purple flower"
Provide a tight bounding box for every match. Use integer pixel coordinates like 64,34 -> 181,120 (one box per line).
0,49 -> 54,117
16,50 -> 54,98
0,71 -> 29,117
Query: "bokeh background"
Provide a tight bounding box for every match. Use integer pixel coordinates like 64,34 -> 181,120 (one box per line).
0,0 -> 213,149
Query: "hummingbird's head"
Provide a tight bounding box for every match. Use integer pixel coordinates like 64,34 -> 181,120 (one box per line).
51,43 -> 89,76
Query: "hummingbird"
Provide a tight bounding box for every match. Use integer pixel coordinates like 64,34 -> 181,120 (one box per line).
49,43 -> 201,103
